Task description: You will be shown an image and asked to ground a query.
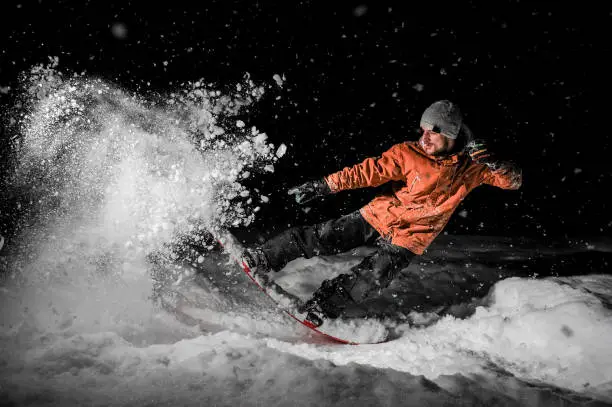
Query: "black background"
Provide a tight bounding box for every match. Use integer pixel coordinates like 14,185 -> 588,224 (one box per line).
1,0 -> 610,243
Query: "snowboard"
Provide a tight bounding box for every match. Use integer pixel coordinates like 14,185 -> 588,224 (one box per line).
214,229 -> 397,344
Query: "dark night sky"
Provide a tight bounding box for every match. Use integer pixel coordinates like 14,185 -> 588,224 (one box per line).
1,0 -> 610,243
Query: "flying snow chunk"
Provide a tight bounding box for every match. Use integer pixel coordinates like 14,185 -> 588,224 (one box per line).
413,83 -> 425,92
458,210 -> 468,218
353,5 -> 368,17
276,143 -> 287,158
236,120 -> 245,128
574,168 -> 582,174
273,74 -> 285,87
111,23 -> 128,39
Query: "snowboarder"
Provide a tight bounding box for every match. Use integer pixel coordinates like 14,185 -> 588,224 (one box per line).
241,100 -> 522,324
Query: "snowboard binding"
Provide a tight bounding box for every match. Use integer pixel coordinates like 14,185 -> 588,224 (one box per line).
298,273 -> 359,326
240,247 -> 272,278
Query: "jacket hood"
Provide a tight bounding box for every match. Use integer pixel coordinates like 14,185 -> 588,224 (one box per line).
458,123 -> 475,151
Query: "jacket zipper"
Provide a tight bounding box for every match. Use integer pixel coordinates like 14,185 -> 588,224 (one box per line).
408,174 -> 420,193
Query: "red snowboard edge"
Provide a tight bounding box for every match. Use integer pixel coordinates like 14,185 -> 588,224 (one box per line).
238,261 -> 358,345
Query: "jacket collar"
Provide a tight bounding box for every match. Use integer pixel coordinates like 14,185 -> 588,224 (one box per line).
436,152 -> 464,166
411,141 -> 465,166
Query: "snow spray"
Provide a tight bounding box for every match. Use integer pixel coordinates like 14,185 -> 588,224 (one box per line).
1,58 -> 286,339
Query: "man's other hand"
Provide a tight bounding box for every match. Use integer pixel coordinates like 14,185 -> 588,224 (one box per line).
287,179 -> 331,204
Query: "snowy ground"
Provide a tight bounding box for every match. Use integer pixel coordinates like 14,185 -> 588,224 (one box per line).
1,69 -> 611,406
1,237 -> 611,407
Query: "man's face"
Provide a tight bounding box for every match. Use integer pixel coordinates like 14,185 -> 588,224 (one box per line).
419,129 -> 456,156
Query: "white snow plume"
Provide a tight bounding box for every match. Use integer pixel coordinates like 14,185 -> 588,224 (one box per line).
1,62 -> 283,345
10,63 -> 281,269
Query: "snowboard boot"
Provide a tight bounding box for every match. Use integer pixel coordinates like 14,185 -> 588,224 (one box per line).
299,299 -> 326,328
298,274 -> 358,326
240,247 -> 272,283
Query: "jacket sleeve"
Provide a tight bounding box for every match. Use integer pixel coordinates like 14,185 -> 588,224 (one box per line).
324,144 -> 406,192
481,161 -> 522,190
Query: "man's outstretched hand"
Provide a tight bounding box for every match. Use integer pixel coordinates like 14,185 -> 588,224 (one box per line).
287,179 -> 331,204
467,139 -> 499,169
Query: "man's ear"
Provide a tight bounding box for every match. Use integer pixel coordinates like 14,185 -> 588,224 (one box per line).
446,137 -> 459,154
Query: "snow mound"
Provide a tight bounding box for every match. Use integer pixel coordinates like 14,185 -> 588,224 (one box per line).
269,276 -> 612,399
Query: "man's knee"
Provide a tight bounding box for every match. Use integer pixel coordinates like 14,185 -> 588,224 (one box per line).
316,272 -> 372,305
342,299 -> 397,319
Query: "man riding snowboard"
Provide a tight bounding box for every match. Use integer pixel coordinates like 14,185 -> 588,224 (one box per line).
241,100 -> 522,326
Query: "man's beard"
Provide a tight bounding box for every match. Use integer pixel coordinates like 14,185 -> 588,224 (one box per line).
420,137 -> 453,156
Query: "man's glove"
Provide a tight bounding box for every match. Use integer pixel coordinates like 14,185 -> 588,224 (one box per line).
467,139 -> 499,170
287,179 -> 331,204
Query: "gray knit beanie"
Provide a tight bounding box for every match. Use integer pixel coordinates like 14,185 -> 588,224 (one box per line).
420,100 -> 463,140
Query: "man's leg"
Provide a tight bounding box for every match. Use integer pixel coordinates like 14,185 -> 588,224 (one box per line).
303,240 -> 416,319
259,210 -> 379,271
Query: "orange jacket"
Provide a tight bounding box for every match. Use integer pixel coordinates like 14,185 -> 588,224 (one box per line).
324,141 -> 522,255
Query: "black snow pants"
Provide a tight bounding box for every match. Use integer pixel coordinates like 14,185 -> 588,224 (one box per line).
260,210 -> 416,318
